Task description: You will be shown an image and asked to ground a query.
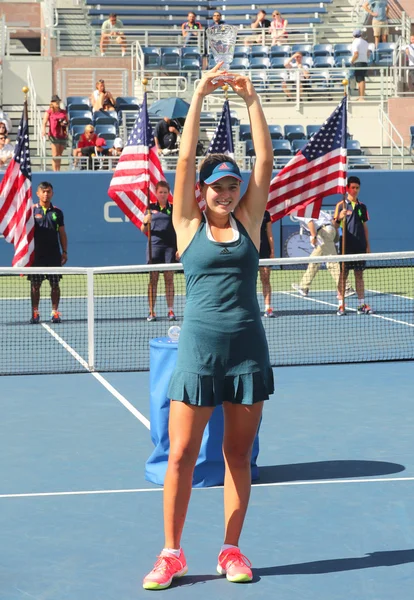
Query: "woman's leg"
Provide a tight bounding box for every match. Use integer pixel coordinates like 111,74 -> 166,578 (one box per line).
164,401 -> 214,548
259,266 -> 271,308
163,270 -> 175,312
51,143 -> 64,172
222,401 -> 263,546
148,271 -> 159,316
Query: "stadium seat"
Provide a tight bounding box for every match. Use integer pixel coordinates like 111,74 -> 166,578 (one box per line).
410,125 -> 414,152
95,124 -> 117,141
69,110 -> 93,129
284,124 -> 306,141
161,47 -> 181,70
229,111 -> 240,126
313,44 -> 333,57
313,56 -> 335,69
239,124 -> 251,141
229,57 -> 249,70
291,44 -> 313,57
251,70 -> 268,92
291,139 -> 307,153
93,111 -> 119,127
310,71 -> 330,91
250,45 -> 270,58
270,45 -> 291,58
70,124 -> 86,148
268,71 -> 288,89
334,43 -> 352,57
249,57 -> 270,69
142,47 -> 161,68
181,47 -> 201,61
115,97 -> 140,111
66,96 -> 91,111
375,42 -> 395,66
233,46 -> 251,59
272,139 -> 292,155
306,124 -> 322,138
245,140 -> 256,156
347,140 -> 362,156
348,156 -> 373,169
208,55 -> 217,69
268,125 -> 283,140
334,56 -> 351,67
181,58 -> 201,72
270,57 -> 287,69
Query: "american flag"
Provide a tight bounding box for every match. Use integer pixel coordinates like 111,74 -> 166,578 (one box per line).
108,92 -> 171,231
196,99 -> 234,210
266,96 -> 347,222
0,104 -> 34,267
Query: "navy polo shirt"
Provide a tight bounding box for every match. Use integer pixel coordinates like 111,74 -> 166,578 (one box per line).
335,199 -> 369,253
148,202 -> 176,249
33,202 -> 64,265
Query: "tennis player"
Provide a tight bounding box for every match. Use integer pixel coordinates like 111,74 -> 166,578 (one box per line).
143,64 -> 274,590
140,181 -> 177,321
259,209 -> 275,317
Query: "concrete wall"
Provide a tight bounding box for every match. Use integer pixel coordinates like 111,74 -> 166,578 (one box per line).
0,170 -> 413,267
2,57 -> 53,105
0,2 -> 40,29
388,97 -> 414,146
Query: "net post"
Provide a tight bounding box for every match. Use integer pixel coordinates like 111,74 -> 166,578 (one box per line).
87,268 -> 95,371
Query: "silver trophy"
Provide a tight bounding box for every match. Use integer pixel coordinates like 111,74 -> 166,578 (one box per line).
206,24 -> 238,74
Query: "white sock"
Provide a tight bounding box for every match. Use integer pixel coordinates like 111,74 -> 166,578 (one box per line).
168,307 -> 174,312
163,547 -> 181,558
220,544 -> 238,553
265,304 -> 270,311
359,298 -> 365,305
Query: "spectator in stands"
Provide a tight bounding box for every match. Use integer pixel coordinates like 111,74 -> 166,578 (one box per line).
212,11 -> 225,25
154,117 -> 181,155
109,137 -> 124,156
0,131 -> 14,171
259,210 -> 275,318
140,180 -> 177,322
79,137 -> 110,170
405,34 -> 414,87
182,12 -> 203,47
350,29 -> 371,101
0,109 -> 12,135
0,122 -> 11,145
270,11 -> 288,46
72,124 -> 97,168
41,95 -> 69,172
91,80 -> 116,113
363,0 -> 389,47
282,52 -> 310,100
100,13 -> 127,57
249,9 -> 271,45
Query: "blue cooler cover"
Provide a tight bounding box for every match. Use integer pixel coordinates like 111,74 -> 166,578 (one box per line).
145,337 -> 260,487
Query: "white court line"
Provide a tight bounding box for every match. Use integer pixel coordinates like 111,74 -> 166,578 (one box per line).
282,292 -> 414,328
1,475 -> 414,500
367,288 -> 414,302
41,323 -> 150,430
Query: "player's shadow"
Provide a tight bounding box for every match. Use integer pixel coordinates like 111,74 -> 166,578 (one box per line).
255,459 -> 405,484
254,549 -> 414,578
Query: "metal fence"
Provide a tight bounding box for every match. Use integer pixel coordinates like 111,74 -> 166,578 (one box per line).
56,68 -> 130,101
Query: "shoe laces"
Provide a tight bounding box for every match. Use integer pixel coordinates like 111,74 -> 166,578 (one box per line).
152,554 -> 181,574
222,549 -> 252,569
51,311 -> 61,317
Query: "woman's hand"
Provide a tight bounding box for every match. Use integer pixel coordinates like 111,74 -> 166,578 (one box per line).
196,62 -> 232,97
227,74 -> 258,103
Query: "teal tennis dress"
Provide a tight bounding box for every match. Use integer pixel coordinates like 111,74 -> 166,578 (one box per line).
168,216 -> 274,406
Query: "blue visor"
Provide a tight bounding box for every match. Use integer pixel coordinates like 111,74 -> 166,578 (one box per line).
201,161 -> 243,185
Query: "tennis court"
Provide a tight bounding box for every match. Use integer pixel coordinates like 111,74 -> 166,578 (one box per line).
1,252 -> 414,599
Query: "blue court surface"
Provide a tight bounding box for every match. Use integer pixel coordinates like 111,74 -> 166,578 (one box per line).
1,359 -> 414,600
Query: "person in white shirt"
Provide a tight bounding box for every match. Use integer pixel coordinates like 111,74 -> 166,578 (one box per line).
0,133 -> 14,171
350,29 -> 371,101
291,210 -> 355,298
282,52 -> 310,100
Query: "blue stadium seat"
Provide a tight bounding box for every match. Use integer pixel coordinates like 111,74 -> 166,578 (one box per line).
347,140 -> 362,156
239,124 -> 251,141
375,42 -> 395,66
268,125 -> 283,140
233,46 -> 251,59
142,47 -> 161,68
230,111 -> 240,126
250,45 -> 270,58
284,124 -> 306,141
245,140 -> 256,156
272,140 -> 292,155
348,156 -> 373,169
181,47 -> 202,63
95,124 -> 117,141
270,57 -> 287,69
161,47 -> 181,70
115,97 -> 140,112
208,55 -> 217,69
334,55 -> 351,67
291,139 -> 307,153
251,71 -> 268,93
249,57 -> 270,69
270,45 -> 291,58
66,96 -> 91,111
306,124 -> 322,138
291,44 -> 313,57
268,71 -> 288,88
181,58 -> 201,72
313,44 -> 333,57
310,70 -> 330,91
334,43 -> 352,57
69,110 -> 93,129
93,111 -> 119,127
313,56 -> 335,69
229,57 -> 250,70
70,124 -> 86,148
410,126 -> 414,151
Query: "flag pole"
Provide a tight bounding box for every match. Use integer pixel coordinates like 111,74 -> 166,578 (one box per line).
339,79 -> 348,313
142,77 -> 155,316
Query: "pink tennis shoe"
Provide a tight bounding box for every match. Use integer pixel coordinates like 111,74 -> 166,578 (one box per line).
143,549 -> 188,590
217,547 -> 253,583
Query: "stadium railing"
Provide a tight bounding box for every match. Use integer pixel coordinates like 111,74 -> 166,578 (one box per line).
56,68 -> 131,104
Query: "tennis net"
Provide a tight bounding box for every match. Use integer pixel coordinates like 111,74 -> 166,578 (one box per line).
0,251 -> 413,376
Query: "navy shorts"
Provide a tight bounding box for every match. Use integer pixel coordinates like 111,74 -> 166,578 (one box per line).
147,245 -> 176,265
344,260 -> 366,272
28,274 -> 62,286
